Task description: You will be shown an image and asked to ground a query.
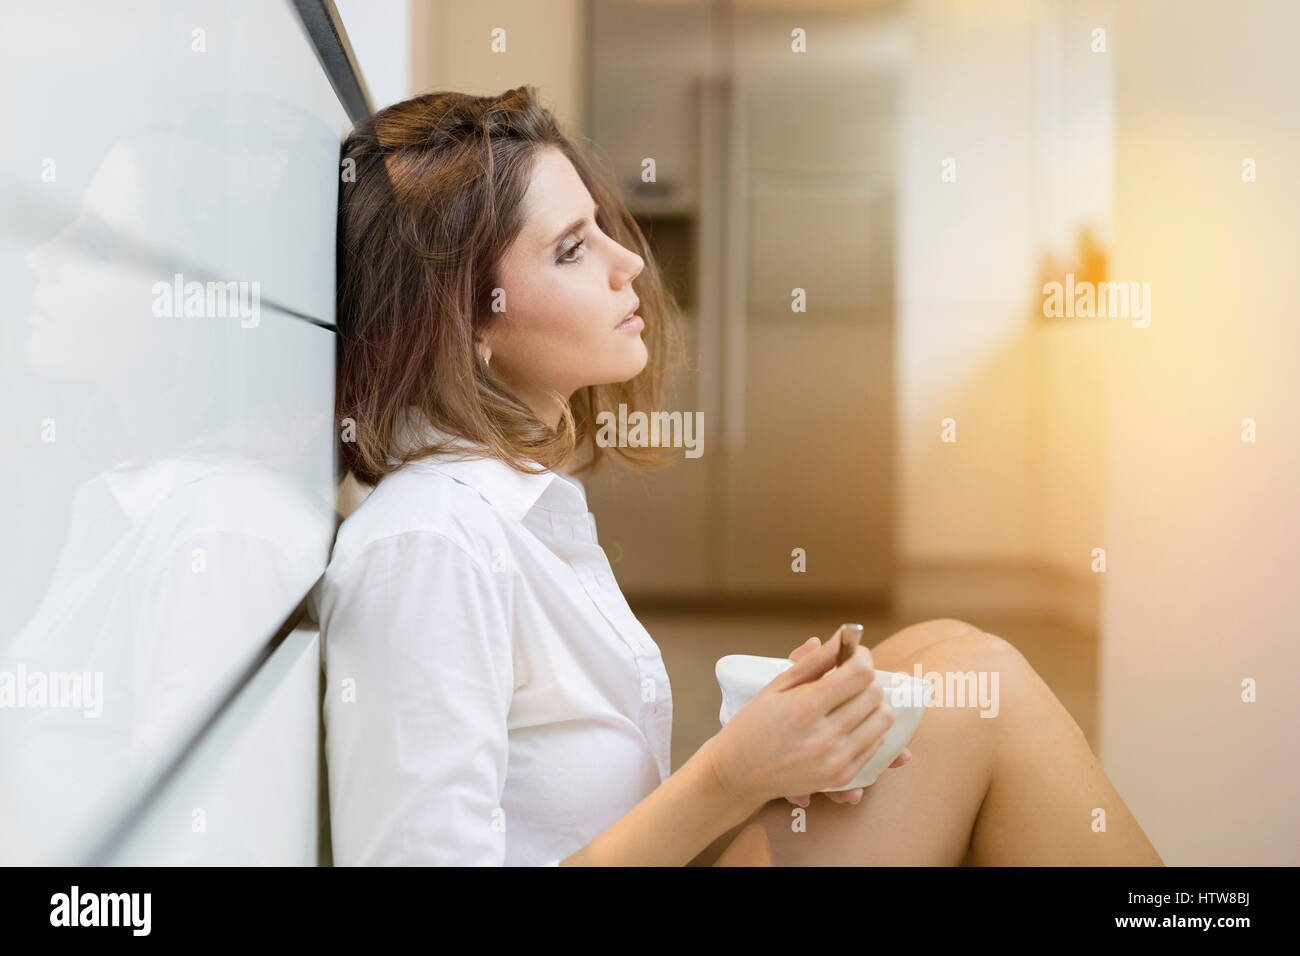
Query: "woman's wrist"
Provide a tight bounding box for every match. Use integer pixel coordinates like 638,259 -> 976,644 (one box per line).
697,732 -> 768,825
561,736 -> 767,865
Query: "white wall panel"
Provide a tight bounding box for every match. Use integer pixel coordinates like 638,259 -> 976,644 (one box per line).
0,1 -> 353,863
104,626 -> 324,865
0,0 -> 351,325
0,305 -> 336,864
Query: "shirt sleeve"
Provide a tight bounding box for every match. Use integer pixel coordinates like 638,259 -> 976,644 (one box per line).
319,530 -> 517,866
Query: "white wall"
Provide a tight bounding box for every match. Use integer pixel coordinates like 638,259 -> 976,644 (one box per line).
411,0 -> 587,137
1035,0 -> 1113,579
334,0 -> 413,111
896,0 -> 1040,562
1099,0 -> 1300,865
895,0 -> 1114,639
0,0 -> 345,863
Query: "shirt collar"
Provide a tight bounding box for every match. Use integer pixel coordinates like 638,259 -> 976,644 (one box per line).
389,406 -> 585,524
98,456 -> 227,524
97,459 -> 182,524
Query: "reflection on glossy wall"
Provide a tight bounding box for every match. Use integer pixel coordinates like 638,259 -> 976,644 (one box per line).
0,0 -> 349,863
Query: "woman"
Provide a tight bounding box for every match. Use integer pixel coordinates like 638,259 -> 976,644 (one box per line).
314,86 -> 1163,866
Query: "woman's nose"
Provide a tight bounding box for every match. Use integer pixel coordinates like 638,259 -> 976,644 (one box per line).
618,248 -> 644,286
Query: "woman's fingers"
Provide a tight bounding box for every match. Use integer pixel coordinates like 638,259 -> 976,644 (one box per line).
823,788 -> 863,804
768,632 -> 844,692
780,790 -> 863,806
784,748 -> 910,810
844,706 -> 897,769
780,637 -> 906,804
784,788 -> 863,806
787,636 -> 820,661
787,750 -> 908,806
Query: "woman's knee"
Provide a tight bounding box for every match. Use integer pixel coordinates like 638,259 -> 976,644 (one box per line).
872,617 -> 984,670
888,627 -> 1038,716
934,627 -> 1026,666
914,628 -> 1038,691
910,628 -> 1068,740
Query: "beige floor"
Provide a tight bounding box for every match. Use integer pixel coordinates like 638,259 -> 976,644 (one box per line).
634,608 -> 1099,774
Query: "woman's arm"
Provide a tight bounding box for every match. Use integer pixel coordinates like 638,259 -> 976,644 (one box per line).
321,527 -> 762,866
319,530 -> 518,866
559,736 -> 764,866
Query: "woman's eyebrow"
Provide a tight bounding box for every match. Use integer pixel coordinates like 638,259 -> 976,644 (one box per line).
547,203 -> 600,246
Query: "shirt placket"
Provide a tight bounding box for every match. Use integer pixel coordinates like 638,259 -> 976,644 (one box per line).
546,511 -> 674,783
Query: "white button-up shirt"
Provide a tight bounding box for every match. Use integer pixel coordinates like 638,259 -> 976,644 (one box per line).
311,414 -> 674,866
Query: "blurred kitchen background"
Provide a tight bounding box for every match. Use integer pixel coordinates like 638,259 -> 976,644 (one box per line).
2,0 -> 1295,867
335,0 -> 1298,866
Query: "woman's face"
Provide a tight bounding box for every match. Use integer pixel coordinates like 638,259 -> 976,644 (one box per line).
483,147 -> 647,427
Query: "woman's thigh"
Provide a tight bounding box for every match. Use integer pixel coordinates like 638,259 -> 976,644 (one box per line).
698,620 -> 1000,866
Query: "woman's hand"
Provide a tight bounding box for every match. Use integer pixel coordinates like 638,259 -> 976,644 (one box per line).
782,635 -> 911,808
706,626 -> 897,809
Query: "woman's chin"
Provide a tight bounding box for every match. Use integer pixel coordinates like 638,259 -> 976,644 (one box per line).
621,340 -> 650,379
593,340 -> 648,385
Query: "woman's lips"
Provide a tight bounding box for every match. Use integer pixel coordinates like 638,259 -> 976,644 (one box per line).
617,295 -> 641,327
615,314 -> 644,331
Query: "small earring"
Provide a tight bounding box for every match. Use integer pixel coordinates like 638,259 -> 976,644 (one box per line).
482,351 -> 491,371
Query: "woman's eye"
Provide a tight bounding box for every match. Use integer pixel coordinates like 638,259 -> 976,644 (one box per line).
559,238 -> 585,264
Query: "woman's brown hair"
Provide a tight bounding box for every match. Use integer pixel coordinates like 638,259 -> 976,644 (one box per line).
335,85 -> 686,486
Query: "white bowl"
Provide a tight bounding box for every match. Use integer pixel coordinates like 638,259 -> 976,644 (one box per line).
716,654 -> 932,791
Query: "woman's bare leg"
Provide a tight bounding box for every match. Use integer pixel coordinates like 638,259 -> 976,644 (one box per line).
703,620 -> 1163,866
691,618 -> 986,866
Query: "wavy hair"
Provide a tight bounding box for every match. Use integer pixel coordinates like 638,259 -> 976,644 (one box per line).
335,85 -> 686,486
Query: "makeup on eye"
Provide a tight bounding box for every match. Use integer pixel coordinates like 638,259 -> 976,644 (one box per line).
551,203 -> 600,256
557,236 -> 586,264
